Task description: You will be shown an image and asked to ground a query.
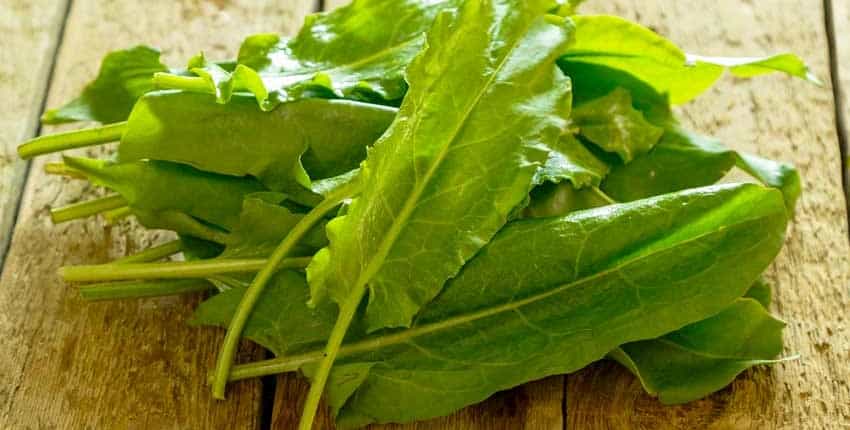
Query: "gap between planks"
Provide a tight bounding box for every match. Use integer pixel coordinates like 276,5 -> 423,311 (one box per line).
824,0 -> 850,233
0,0 -> 72,273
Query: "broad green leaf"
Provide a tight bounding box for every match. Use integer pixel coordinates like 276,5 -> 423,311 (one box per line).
571,87 -> 663,162
42,46 -> 168,124
191,271 -> 339,356
561,60 -> 802,210
735,152 -> 802,213
744,278 -> 772,308
687,53 -> 822,85
601,127 -> 737,202
563,15 -> 817,105
220,194 -> 328,259
611,297 -> 784,404
63,156 -> 263,232
195,183 -> 788,427
172,0 -> 461,108
308,1 -> 574,331
523,181 -> 610,218
534,134 -> 609,189
117,91 -> 396,195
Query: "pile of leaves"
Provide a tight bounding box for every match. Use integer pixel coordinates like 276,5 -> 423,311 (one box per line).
19,0 -> 816,428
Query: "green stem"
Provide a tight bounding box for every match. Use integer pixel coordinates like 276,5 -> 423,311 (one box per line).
152,72 -> 213,94
211,180 -> 359,400
18,122 -> 126,159
79,279 -> 211,301
50,195 -> 128,223
298,289 -> 365,430
591,186 -> 618,205
103,206 -> 132,224
112,239 -> 183,264
44,162 -> 85,179
60,257 -> 311,283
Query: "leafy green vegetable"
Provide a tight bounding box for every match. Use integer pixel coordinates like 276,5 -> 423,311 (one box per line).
611,297 -> 785,404
63,156 -> 264,232
571,87 -> 663,162
563,15 -> 819,105
299,3 -> 575,426
42,46 -> 168,124
118,91 -> 396,195
15,1 -> 815,426
196,183 -> 788,427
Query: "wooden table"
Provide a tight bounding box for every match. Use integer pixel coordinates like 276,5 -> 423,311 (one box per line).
0,1 -> 847,428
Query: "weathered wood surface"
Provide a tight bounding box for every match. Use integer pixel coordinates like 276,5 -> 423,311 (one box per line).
568,1 -> 850,429
0,1 -> 314,428
0,1 -> 69,267
832,0 -> 850,204
3,0 -> 849,429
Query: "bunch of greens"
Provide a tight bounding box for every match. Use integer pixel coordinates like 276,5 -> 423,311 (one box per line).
19,0 -> 815,428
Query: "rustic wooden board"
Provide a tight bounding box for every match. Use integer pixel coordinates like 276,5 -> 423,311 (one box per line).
832,0 -> 850,204
0,1 -> 314,428
0,1 -> 69,267
568,1 -> 850,429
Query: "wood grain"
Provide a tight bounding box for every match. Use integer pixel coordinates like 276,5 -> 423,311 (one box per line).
0,1 -> 314,428
0,1 -> 69,267
569,1 -> 850,429
831,0 -> 850,206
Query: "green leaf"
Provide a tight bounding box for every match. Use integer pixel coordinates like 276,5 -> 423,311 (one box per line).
744,278 -> 772,308
308,1 -> 575,331
563,15 -> 817,105
191,271 -> 339,356
42,46 -> 168,124
162,0 -> 462,108
197,183 -> 788,427
63,156 -> 264,232
534,134 -> 610,189
601,126 -> 738,202
571,87 -> 664,162
735,152 -> 802,213
117,91 -> 395,195
220,194 -> 328,259
611,297 -> 785,404
523,181 -> 610,218
687,53 -> 822,85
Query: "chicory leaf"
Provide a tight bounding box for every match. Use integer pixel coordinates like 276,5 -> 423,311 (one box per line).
571,87 -> 664,162
611,297 -> 785,404
117,91 -> 396,195
63,156 -> 264,232
563,15 -> 817,105
195,183 -> 788,427
42,46 -> 168,124
307,0 -> 574,331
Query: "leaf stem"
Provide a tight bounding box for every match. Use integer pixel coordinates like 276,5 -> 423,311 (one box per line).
298,289 -> 365,430
112,239 -> 183,264
18,122 -> 126,159
591,186 -> 618,205
211,179 -> 359,400
44,162 -> 86,179
152,72 -> 213,94
103,206 -> 132,224
50,195 -> 128,223
60,257 -> 311,283
79,279 -> 211,301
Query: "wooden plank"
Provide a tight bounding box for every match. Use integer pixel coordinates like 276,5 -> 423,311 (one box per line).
831,0 -> 850,206
568,1 -> 850,429
0,1 -> 314,428
270,1 -> 565,429
0,1 -> 68,267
